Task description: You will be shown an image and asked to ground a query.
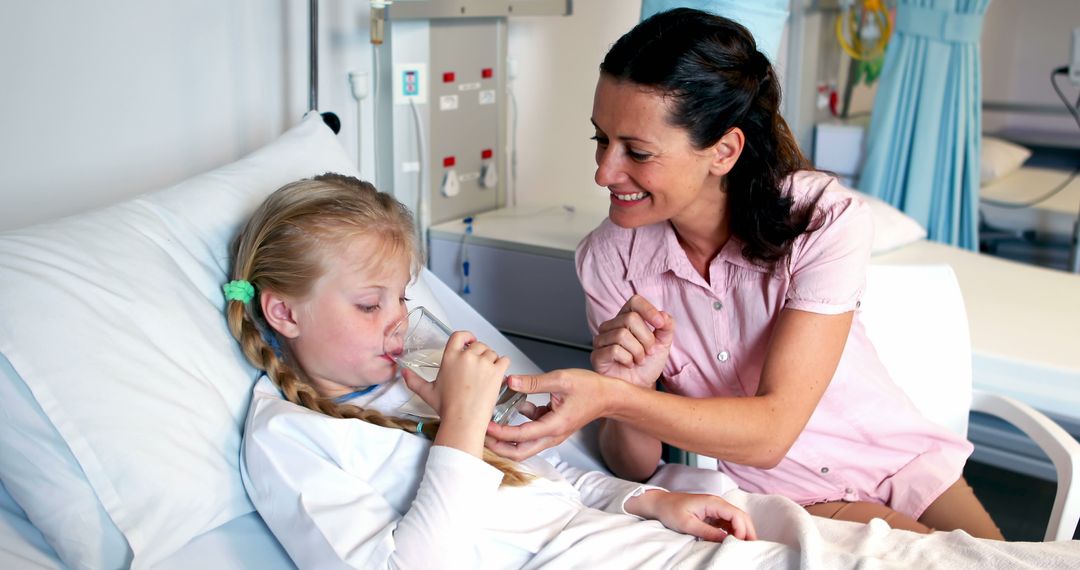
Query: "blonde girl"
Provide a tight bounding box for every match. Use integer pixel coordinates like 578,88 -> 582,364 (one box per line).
224,173 -> 754,569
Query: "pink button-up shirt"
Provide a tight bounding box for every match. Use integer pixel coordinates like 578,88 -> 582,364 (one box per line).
575,171 -> 972,518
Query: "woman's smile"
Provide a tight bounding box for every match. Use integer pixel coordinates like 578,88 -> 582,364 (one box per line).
610,190 -> 651,204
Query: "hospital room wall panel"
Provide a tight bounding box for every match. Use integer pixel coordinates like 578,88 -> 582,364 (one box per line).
0,0 -> 292,232
980,0 -> 1079,136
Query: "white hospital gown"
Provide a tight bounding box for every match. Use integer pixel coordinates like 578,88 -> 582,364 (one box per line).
240,376 -> 720,570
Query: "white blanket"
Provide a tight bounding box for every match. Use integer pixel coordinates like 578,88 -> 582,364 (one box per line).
621,464 -> 1080,569
700,490 -> 1080,569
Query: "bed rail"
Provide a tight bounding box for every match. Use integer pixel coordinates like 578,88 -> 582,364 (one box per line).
309,0 -> 341,134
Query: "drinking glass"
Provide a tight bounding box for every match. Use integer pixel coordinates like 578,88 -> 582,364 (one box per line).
385,306 -> 525,425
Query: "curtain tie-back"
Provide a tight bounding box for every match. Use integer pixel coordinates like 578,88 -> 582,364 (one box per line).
895,5 -> 984,44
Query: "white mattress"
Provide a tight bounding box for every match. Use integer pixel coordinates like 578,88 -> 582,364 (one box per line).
980,166 -> 1080,237
873,240 -> 1080,422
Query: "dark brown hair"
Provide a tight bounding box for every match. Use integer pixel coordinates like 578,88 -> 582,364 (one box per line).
601,8 -> 815,265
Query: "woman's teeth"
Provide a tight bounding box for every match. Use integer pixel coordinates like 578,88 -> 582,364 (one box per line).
613,191 -> 648,201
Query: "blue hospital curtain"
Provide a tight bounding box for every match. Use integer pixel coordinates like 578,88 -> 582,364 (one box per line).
858,0 -> 991,250
640,0 -> 789,62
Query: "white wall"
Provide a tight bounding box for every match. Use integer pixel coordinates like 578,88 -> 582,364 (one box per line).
982,0 -> 1080,135
0,0 -> 637,231
7,1 -> 1070,232
504,2 -> 641,211
0,0 -> 297,231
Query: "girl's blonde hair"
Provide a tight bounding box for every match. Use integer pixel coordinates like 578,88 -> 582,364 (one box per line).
226,173 -> 530,486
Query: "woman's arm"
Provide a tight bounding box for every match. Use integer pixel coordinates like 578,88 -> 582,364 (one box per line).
488,307 -> 853,467
598,418 -> 663,482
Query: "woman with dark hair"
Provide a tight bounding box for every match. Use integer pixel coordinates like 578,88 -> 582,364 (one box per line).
488,8 -> 1003,540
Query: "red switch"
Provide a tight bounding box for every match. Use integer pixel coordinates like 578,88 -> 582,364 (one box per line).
481,68 -> 494,79
481,149 -> 493,160
443,72 -> 456,83
443,156 -> 456,168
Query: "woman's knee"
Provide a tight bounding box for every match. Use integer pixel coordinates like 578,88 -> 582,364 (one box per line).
918,478 -> 1005,540
805,501 -> 933,534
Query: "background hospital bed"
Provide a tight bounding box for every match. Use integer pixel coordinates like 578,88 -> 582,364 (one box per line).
981,166 -> 1080,242
1,115 -> 1077,569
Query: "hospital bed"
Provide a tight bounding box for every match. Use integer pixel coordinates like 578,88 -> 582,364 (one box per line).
1,114 -> 1079,569
980,166 -> 1080,241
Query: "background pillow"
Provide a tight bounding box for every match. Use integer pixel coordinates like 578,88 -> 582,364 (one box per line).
981,136 -> 1032,185
858,192 -> 929,254
0,112 -> 409,568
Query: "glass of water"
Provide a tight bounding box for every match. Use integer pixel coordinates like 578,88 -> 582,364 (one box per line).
385,306 -> 525,425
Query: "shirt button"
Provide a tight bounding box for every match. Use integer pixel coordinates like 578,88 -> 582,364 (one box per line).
820,467 -> 829,474
713,301 -> 723,310
716,350 -> 730,362
845,487 -> 854,494
856,301 -> 862,309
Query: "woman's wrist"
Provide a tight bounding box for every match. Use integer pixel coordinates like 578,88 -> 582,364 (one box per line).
602,376 -> 641,421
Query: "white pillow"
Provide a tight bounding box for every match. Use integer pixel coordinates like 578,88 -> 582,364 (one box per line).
857,192 -> 928,254
0,112 -> 447,568
981,136 -> 1031,185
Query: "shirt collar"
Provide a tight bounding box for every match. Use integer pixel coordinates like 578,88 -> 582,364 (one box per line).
625,222 -> 769,285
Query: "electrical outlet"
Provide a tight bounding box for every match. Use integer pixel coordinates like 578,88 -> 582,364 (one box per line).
392,63 -> 428,105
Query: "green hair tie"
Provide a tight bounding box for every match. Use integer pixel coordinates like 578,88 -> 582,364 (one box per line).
223,280 -> 255,304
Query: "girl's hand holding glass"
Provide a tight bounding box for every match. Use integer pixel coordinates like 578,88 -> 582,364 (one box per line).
625,490 -> 756,542
591,295 -> 675,388
386,306 -> 525,424
400,331 -> 510,426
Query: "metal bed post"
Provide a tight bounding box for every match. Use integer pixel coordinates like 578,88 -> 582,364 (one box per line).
310,0 -> 341,133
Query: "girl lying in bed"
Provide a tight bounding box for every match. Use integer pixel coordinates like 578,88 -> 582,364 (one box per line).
222,173 -> 756,569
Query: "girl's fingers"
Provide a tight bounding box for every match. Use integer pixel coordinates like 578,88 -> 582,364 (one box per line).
494,355 -> 512,375
683,518 -> 729,543
446,330 -> 478,351
401,367 -> 438,405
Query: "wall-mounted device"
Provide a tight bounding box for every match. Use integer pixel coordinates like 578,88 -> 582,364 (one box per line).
371,0 -> 570,234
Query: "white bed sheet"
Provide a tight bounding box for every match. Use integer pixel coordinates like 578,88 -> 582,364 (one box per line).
873,240 -> 1080,423
980,166 -> 1080,237
8,465 -> 1080,570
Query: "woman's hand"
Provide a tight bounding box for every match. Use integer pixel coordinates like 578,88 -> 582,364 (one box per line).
484,368 -> 615,461
591,295 -> 675,388
402,331 -> 510,457
625,490 -> 756,542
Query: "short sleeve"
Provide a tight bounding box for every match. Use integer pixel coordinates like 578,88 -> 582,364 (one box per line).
575,224 -> 635,336
785,191 -> 874,315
